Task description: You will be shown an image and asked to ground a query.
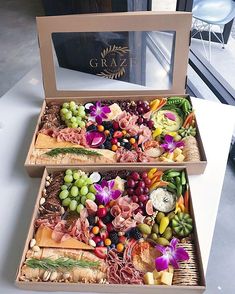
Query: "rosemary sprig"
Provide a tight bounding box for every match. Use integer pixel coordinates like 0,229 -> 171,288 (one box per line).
45,148 -> 102,157
25,257 -> 100,271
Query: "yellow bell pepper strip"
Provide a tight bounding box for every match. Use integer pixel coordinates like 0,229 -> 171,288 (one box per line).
150,99 -> 161,111
152,128 -> 162,139
148,168 -> 157,179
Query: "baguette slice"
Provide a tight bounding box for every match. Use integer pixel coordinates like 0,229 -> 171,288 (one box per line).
35,225 -> 93,250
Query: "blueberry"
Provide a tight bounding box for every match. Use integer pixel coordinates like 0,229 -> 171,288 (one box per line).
124,142 -> 132,150
97,241 -> 104,247
110,244 -> 116,249
104,141 -> 112,149
120,141 -> 125,147
87,125 -> 97,132
99,144 -> 105,149
102,121 -> 113,129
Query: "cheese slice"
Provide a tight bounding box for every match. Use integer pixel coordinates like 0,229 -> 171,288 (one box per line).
35,133 -> 83,149
35,225 -> 93,250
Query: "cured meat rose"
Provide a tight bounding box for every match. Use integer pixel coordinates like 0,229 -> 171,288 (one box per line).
115,147 -> 150,163
116,111 -> 139,136
111,196 -> 139,232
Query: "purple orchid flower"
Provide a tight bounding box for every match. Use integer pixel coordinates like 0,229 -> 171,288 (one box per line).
89,101 -> 111,124
94,180 -> 121,205
155,238 -> 189,271
160,135 -> 184,153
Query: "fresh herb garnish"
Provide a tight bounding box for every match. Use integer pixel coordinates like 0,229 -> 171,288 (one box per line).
45,148 -> 102,157
25,257 -> 100,271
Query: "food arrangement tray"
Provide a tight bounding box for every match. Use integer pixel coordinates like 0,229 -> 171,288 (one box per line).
16,165 -> 205,293
25,95 -> 207,176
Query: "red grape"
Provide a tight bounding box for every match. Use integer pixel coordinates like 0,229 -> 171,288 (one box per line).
138,194 -> 146,202
135,187 -> 143,196
144,105 -> 150,112
138,107 -> 144,114
127,178 -> 135,188
132,195 -> 139,203
143,187 -> 149,194
127,188 -> 134,195
135,208 -> 143,214
141,171 -> 148,178
144,177 -> 151,186
138,181 -> 145,188
138,117 -> 144,124
147,120 -> 154,129
111,138 -> 118,145
130,171 -> 140,181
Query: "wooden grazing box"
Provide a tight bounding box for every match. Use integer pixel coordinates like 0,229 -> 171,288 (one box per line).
16,165 -> 206,293
24,12 -> 207,177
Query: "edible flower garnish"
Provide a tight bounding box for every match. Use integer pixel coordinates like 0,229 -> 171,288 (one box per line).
164,112 -> 176,121
86,131 -> 106,148
160,135 -> 184,153
89,101 -> 111,124
155,238 -> 189,271
94,180 -> 121,205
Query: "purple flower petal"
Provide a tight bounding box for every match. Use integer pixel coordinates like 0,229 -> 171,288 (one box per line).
155,256 -> 169,271
111,190 -> 121,200
102,106 -> 111,114
96,193 -> 109,206
170,238 -> 179,250
101,180 -> 108,188
155,244 -> 166,254
164,135 -> 174,144
94,184 -> 103,193
174,247 -> 189,261
175,141 -> 184,149
169,255 -> 179,269
108,180 -> 115,190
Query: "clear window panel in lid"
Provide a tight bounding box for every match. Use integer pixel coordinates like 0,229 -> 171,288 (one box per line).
52,31 -> 176,91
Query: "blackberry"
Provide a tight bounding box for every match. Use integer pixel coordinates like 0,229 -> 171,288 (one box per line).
104,140 -> 112,149
87,215 -> 96,226
102,121 -> 113,129
87,125 -> 97,132
124,142 -> 132,150
109,231 -> 119,245
102,212 -> 114,224
130,227 -> 142,240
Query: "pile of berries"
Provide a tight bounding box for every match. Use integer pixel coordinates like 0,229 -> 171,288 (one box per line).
87,121 -> 139,152
126,171 -> 151,214
88,205 -> 126,253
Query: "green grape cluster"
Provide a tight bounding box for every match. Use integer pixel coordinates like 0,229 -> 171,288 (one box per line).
60,101 -> 86,128
59,169 -> 97,214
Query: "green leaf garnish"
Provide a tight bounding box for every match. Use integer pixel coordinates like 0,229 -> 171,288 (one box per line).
25,257 -> 100,271
45,148 -> 102,157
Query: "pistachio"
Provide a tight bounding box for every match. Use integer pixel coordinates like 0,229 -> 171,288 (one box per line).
45,181 -> 50,187
46,176 -> 50,181
43,271 -> 51,281
29,238 -> 36,248
32,245 -> 40,252
40,197 -> 46,205
50,271 -> 58,281
61,207 -> 65,214
88,239 -> 96,247
63,272 -> 70,280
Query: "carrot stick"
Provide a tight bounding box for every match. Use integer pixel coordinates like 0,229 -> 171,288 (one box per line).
177,195 -> 184,206
184,188 -> 189,213
156,98 -> 167,111
183,112 -> 195,128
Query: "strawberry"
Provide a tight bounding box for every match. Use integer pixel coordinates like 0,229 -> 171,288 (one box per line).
100,230 -> 109,240
113,131 -> 123,138
94,247 -> 107,259
97,219 -> 106,229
